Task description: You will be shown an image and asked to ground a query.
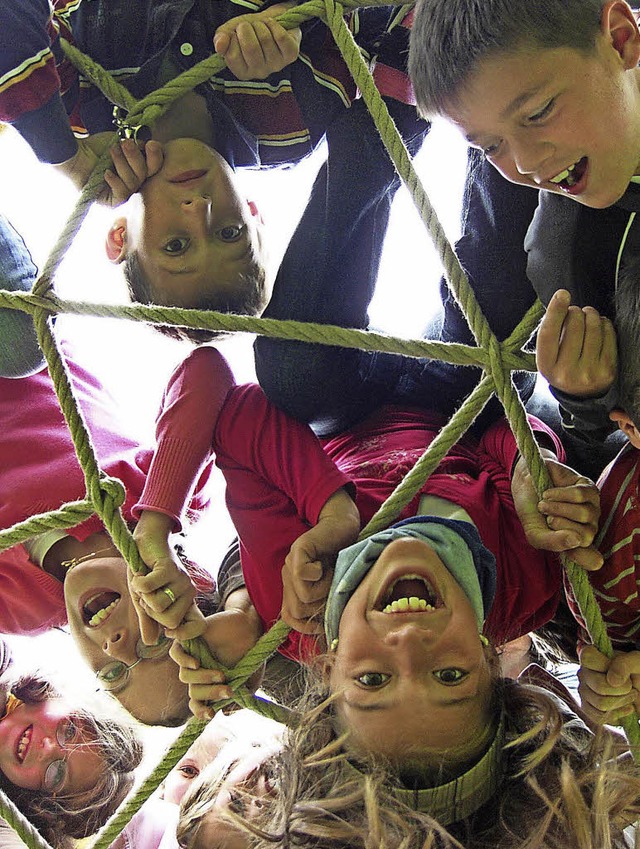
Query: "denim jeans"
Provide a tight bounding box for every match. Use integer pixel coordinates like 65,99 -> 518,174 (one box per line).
255,117 -> 541,436
0,215 -> 45,377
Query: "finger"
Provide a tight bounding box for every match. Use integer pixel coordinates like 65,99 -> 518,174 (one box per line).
188,682 -> 235,702
281,598 -> 324,633
294,573 -> 332,604
143,140 -> 164,178
579,644 -> 610,672
580,696 -> 635,726
536,289 -> 572,373
296,560 -> 323,583
102,169 -> 127,206
607,652 -> 640,687
179,666 -> 228,686
213,29 -> 233,55
129,590 -> 163,644
223,32 -> 250,77
579,306 -> 606,363
538,497 -> 599,526
131,565 -> 178,594
281,611 -> 324,635
165,618 -> 208,642
601,316 -> 618,368
565,545 -> 604,572
265,19 -> 300,63
169,641 -> 201,671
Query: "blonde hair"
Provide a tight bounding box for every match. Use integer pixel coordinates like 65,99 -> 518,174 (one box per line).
189,670 -> 640,849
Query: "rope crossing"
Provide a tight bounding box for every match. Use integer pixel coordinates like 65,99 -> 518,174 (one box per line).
0,1 -> 637,846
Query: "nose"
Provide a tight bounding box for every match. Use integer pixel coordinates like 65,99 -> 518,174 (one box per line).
384,624 -> 436,671
102,630 -> 134,662
511,136 -> 551,178
39,734 -> 63,759
181,196 -> 213,236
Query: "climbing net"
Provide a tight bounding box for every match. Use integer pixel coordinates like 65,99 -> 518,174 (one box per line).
0,0 -> 637,846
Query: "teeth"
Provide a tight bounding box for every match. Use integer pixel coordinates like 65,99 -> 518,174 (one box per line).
549,161 -> 577,184
382,597 -> 434,614
17,727 -> 31,763
89,599 -> 118,627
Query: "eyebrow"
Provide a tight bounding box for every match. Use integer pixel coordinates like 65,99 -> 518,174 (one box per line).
344,692 -> 477,713
465,82 -> 549,144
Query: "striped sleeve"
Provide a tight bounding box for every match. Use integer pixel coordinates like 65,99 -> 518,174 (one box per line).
564,446 -> 640,649
0,0 -> 78,163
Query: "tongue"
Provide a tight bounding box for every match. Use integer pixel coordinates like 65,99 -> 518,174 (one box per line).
390,580 -> 432,603
84,591 -> 119,617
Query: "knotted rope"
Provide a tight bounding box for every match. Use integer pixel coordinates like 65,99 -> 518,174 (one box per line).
0,1 -> 637,846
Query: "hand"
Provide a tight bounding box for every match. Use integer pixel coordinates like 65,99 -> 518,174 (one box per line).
511,451 -> 603,571
281,488 -> 360,634
52,136 -> 163,206
213,2 -> 301,80
578,645 -> 640,725
131,511 -> 204,640
169,642 -> 234,720
536,289 -> 617,398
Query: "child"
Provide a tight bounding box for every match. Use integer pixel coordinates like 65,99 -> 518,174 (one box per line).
408,0 -> 640,446
0,639 -> 143,848
0,0 -> 428,339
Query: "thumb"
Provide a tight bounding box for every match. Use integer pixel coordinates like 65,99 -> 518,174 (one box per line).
298,560 -> 323,582
214,30 -> 232,54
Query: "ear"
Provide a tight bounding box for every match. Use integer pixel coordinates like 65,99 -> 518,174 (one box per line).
601,0 -> 640,68
105,217 -> 128,264
609,408 -> 640,448
247,200 -> 264,224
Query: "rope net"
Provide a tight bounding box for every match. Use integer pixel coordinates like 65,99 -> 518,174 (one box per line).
0,1 -> 637,846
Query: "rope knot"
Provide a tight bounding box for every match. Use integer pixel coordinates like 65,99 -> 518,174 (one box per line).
98,475 -> 127,509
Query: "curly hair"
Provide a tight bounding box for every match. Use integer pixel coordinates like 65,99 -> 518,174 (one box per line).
0,674 -> 143,849
123,248 -> 269,344
184,666 -> 640,849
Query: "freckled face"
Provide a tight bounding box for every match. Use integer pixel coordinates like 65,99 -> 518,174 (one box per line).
0,700 -> 103,793
445,37 -> 640,208
329,538 -> 493,764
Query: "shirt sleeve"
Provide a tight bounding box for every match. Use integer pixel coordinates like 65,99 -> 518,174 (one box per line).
0,0 -> 78,163
133,347 -> 235,531
477,414 -> 565,478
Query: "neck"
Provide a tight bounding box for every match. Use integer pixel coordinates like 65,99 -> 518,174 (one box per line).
151,91 -> 216,145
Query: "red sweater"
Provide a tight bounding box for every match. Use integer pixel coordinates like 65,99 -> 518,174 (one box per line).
136,347 -> 564,659
0,344 -> 211,635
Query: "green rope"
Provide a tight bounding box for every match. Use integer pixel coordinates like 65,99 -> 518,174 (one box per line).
0,501 -> 95,553
1,2 -> 637,847
0,791 -> 53,849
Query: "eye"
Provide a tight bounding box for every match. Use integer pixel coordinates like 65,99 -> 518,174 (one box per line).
482,140 -> 501,158
527,98 -> 555,123
217,224 -> 245,242
43,760 -> 67,794
59,718 -> 79,746
163,237 -> 190,254
355,672 -> 390,688
433,668 -> 468,685
178,764 -> 200,780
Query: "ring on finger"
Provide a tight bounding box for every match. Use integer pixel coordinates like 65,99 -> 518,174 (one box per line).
162,586 -> 176,605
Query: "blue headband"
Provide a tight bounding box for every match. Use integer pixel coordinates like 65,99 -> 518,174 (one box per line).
325,516 -> 496,647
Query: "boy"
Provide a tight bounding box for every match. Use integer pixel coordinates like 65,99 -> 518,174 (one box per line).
0,0 -> 428,339
408,0 -> 640,445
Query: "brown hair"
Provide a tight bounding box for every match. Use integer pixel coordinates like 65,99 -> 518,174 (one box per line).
123,250 -> 269,344
0,674 -> 143,848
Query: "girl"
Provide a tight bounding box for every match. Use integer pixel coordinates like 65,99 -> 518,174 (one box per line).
0,639 -> 143,848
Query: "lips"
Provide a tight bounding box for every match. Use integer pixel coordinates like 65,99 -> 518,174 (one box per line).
169,169 -> 207,183
547,156 -> 588,194
16,725 -> 32,763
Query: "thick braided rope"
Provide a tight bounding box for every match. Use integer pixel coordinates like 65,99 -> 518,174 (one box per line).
0,6 -> 637,848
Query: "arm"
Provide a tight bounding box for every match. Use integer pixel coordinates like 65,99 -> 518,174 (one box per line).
133,346 -> 235,531
0,1 -> 78,164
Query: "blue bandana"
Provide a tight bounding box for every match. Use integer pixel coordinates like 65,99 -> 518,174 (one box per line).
325,516 -> 497,647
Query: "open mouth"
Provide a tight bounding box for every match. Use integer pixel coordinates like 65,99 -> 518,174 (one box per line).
376,574 -> 443,614
548,156 -> 587,192
82,592 -> 121,628
16,726 -> 32,763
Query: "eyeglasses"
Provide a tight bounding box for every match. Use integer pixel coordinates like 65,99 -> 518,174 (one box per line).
96,635 -> 172,694
42,717 -> 84,795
